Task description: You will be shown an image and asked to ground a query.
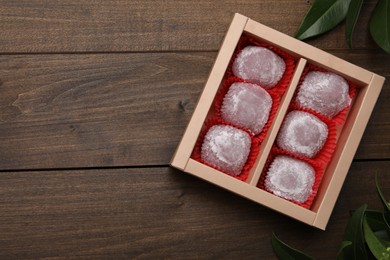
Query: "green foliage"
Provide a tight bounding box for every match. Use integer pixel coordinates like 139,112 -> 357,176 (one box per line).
296,0 -> 390,54
345,0 -> 365,47
363,217 -> 390,259
295,0 -> 351,40
370,0 -> 390,54
376,173 -> 390,229
365,211 -> 390,247
272,173 -> 390,259
339,204 -> 368,259
336,241 -> 352,260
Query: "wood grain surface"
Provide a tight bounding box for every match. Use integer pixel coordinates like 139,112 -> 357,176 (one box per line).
0,0 -> 389,259
0,162 -> 389,259
0,0 -> 379,53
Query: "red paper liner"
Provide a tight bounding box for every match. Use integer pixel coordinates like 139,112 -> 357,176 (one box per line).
280,104 -> 338,165
257,147 -> 324,209
293,64 -> 357,125
226,34 -> 296,97
191,117 -> 260,181
213,76 -> 281,142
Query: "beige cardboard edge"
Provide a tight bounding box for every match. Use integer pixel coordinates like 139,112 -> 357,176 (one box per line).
313,74 -> 385,229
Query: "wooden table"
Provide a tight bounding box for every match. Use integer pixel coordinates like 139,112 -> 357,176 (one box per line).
0,1 -> 389,259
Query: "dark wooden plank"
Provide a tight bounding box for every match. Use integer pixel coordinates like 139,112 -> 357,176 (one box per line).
0,51 -> 388,170
0,162 -> 388,259
0,52 -> 212,169
0,0 -> 379,53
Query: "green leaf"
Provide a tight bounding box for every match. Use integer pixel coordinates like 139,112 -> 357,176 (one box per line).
363,216 -> 390,260
370,0 -> 390,53
271,233 -> 314,260
337,240 -> 352,260
384,213 -> 390,236
342,204 -> 368,259
374,230 -> 390,246
365,211 -> 390,247
295,0 -> 351,40
366,210 -> 389,231
376,173 -> 390,230
345,0 -> 364,48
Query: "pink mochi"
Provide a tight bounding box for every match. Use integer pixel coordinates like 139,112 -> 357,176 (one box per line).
265,155 -> 315,203
221,82 -> 272,135
233,46 -> 286,89
201,125 -> 251,176
296,71 -> 351,117
276,111 -> 328,158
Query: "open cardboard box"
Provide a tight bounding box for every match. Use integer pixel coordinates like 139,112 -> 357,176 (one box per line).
170,13 -> 385,230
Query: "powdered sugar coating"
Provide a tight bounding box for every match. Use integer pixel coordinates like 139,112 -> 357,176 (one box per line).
265,155 -> 315,203
277,111 -> 328,158
221,82 -> 272,135
296,71 -> 351,117
201,125 -> 251,176
233,46 -> 286,89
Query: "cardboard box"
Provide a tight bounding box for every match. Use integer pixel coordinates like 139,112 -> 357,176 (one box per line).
170,13 -> 385,230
